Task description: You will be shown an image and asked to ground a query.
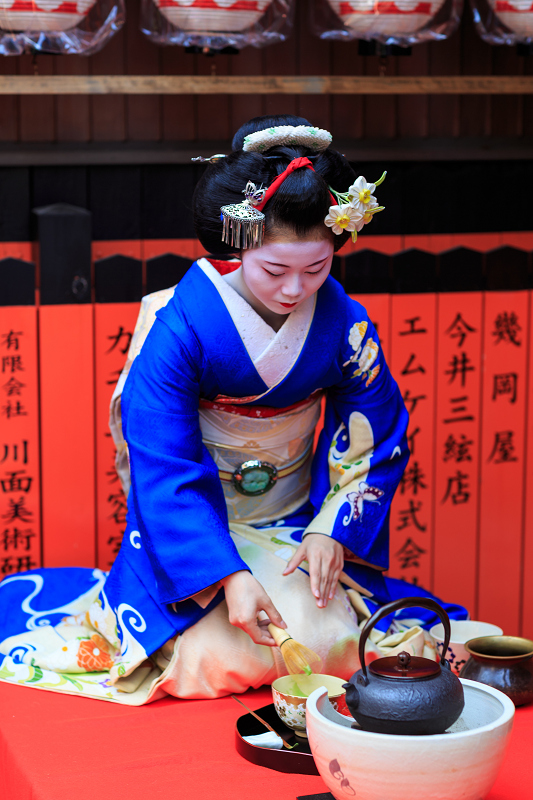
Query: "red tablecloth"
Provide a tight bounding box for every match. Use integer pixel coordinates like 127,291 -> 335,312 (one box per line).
0,682 -> 530,800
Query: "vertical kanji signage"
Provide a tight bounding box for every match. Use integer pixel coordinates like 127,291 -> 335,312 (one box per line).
434,295 -> 483,615
0,260 -> 41,576
95,310 -> 139,569
523,292 -> 533,639
390,302 -> 437,589
94,255 -> 142,569
479,295 -> 529,635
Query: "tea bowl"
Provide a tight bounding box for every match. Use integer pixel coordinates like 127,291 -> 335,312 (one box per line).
306,679 -> 515,800
430,620 -> 503,675
271,673 -> 348,737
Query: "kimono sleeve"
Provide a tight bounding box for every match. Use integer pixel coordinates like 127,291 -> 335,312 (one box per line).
305,302 -> 409,572
121,315 -> 249,606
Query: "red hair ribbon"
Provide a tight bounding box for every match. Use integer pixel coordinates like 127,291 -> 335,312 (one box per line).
255,156 -> 336,212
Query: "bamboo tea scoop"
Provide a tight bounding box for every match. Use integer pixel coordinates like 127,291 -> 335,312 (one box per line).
231,695 -> 298,750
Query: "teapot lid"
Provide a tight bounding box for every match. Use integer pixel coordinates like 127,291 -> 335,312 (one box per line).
369,651 -> 441,680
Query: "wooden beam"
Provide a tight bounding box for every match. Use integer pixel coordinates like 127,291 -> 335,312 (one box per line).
0,75 -> 532,95
1,137 -> 532,166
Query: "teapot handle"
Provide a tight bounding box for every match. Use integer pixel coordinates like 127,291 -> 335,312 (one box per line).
358,596 -> 452,684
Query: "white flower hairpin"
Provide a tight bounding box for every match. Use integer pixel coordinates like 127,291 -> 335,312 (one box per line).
325,172 -> 386,243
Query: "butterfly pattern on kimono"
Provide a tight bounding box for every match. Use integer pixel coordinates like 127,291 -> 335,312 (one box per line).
342,481 -> 385,526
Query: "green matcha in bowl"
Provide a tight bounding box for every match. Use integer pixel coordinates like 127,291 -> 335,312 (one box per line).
271,673 -> 349,737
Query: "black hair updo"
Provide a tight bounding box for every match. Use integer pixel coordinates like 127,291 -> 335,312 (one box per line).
192,114 -> 357,256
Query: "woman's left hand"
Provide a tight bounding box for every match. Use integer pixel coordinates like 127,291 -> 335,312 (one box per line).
283,533 -> 344,609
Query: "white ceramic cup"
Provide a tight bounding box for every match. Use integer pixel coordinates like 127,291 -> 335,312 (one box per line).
271,674 -> 348,737
430,620 -> 504,676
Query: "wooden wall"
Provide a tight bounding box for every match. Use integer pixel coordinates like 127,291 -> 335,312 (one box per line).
0,0 -> 531,146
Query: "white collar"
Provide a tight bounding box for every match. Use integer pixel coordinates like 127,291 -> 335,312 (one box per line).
198,258 -> 315,388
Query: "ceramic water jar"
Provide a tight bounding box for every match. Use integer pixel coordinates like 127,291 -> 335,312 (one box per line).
461,635 -> 533,706
306,679 -> 515,800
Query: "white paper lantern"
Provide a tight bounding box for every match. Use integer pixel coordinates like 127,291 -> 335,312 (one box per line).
0,0 -> 96,32
153,0 -> 272,33
486,0 -> 533,36
327,0 -> 446,36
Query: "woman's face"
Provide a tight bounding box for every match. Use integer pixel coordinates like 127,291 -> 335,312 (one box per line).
240,235 -> 334,316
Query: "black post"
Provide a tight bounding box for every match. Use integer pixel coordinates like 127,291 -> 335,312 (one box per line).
94,255 -> 143,303
0,258 -> 35,306
392,249 -> 437,294
33,203 -> 92,305
146,253 -> 193,295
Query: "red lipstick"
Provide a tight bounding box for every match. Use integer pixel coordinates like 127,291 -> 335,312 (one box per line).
279,302 -> 297,308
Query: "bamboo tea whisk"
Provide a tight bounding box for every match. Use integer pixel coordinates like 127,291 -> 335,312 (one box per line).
268,623 -> 322,675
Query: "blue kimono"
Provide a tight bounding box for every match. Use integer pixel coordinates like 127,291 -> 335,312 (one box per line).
0,259 -> 467,703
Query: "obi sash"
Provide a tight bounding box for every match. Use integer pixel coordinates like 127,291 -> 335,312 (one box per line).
199,394 -> 322,526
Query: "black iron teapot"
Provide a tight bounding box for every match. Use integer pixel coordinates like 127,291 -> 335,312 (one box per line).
343,597 -> 465,735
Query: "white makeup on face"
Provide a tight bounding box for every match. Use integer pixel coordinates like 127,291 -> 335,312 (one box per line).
230,236 -> 334,330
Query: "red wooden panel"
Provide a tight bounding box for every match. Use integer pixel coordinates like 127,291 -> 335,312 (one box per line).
450,233 -> 501,252
95,303 -> 139,569
343,236 -> 403,256
427,235 -> 455,254
404,234 -> 455,254
433,293 -> 483,616
349,293 -> 391,358
92,241 -> 142,261
39,305 -> 96,567
522,291 -> 533,639
0,308 -> 41,576
0,243 -> 33,262
388,294 -> 437,590
142,239 -> 207,261
403,234 -> 432,252
478,291 -> 529,635
501,232 -> 533,251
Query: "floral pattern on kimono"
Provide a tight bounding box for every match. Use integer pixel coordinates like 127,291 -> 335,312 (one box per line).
304,308 -> 409,574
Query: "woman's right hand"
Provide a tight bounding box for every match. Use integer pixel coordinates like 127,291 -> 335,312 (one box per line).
221,570 -> 286,646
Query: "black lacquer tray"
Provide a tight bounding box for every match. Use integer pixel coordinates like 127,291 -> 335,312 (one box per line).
235,702 -> 319,775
